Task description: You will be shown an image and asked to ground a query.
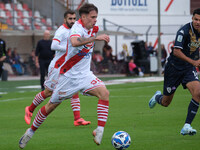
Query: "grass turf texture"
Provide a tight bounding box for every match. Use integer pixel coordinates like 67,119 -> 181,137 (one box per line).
0,79 -> 199,150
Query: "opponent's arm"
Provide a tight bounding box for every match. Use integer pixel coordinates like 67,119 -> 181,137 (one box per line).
71,34 -> 110,47
173,48 -> 200,67
51,40 -> 66,51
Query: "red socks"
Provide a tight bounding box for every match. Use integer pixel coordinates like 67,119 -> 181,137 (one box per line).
31,106 -> 48,131
97,100 -> 109,127
70,94 -> 81,121
29,91 -> 46,112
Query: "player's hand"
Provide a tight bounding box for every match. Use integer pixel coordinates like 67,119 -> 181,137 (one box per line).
95,34 -> 110,43
192,59 -> 200,67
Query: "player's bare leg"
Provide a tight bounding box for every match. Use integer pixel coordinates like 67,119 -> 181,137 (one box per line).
87,86 -> 109,145
149,91 -> 174,108
160,94 -> 174,107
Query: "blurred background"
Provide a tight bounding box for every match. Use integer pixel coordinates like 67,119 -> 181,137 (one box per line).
0,0 -> 199,79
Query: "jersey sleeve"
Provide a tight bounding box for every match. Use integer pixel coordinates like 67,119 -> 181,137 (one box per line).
70,24 -> 82,39
174,28 -> 186,50
53,29 -> 62,42
51,39 -> 66,51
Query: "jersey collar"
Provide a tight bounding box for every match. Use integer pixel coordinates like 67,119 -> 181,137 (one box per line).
63,23 -> 70,29
191,22 -> 200,36
78,19 -> 85,28
190,22 -> 195,34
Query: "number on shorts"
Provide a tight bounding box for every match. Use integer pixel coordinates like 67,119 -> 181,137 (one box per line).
91,78 -> 102,85
192,71 -> 198,79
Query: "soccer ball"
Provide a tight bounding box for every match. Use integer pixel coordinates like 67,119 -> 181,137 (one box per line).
111,131 -> 131,150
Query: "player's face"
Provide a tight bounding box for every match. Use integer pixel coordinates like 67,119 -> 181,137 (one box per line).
65,14 -> 76,28
192,14 -> 200,31
84,10 -> 97,30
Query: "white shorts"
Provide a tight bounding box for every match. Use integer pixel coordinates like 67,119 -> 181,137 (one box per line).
50,73 -> 105,103
44,67 -> 59,91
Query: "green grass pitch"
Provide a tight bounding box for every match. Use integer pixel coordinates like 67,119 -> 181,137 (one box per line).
0,79 -> 199,150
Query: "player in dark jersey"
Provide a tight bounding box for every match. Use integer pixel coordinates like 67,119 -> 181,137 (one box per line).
149,8 -> 200,136
0,37 -> 6,80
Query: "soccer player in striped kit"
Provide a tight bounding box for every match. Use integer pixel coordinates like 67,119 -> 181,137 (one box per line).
19,3 -> 110,149
24,10 -> 90,127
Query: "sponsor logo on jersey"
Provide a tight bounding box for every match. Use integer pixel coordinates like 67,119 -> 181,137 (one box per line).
189,29 -> 200,54
77,50 -> 92,59
76,42 -> 94,59
172,86 -> 176,90
188,42 -> 200,49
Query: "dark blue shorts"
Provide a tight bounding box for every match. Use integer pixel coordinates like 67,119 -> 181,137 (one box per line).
163,63 -> 199,96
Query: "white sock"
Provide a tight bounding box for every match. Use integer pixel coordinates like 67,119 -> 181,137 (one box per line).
97,126 -> 104,132
28,128 -> 35,136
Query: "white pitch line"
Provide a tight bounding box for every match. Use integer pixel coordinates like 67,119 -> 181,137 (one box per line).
1,77 -> 164,102
15,77 -> 164,89
0,92 -> 7,95
0,97 -> 32,102
109,85 -> 161,91
16,85 -> 41,89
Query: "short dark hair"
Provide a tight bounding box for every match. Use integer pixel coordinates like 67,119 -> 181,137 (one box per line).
64,10 -> 76,18
79,3 -> 98,16
193,8 -> 200,16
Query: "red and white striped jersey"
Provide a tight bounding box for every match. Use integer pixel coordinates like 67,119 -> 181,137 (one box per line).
49,24 -> 70,69
60,19 -> 99,78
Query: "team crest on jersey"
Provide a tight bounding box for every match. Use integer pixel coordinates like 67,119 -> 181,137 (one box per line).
71,28 -> 77,34
167,87 -> 171,93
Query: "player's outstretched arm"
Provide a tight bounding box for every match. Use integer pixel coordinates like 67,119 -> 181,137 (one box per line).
71,34 -> 110,47
71,36 -> 96,47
